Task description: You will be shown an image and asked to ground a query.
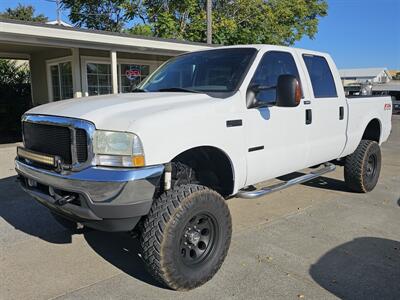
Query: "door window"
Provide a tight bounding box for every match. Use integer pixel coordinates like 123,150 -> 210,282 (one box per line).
87,63 -> 112,96
302,55 -> 337,98
250,51 -> 301,104
50,62 -> 73,101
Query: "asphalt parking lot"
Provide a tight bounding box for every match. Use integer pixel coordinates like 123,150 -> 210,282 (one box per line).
1,116 -> 399,300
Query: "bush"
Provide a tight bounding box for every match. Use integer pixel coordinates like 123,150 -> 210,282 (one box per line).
0,59 -> 31,142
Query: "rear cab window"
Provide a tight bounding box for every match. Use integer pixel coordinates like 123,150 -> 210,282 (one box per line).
302,54 -> 338,98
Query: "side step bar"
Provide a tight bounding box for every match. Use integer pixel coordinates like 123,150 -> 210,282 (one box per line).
236,163 -> 336,199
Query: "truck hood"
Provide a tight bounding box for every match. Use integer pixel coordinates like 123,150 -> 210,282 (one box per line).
27,92 -> 214,131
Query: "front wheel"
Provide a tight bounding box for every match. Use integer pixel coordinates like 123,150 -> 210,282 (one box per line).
344,139 -> 381,193
140,184 -> 232,290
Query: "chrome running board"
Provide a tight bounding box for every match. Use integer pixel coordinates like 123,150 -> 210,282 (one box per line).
236,163 -> 336,199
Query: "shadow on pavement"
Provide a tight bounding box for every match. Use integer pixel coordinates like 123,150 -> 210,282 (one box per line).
278,171 -> 350,192
0,175 -> 73,243
0,135 -> 22,144
84,231 -> 166,289
310,237 -> 400,299
0,175 -> 165,288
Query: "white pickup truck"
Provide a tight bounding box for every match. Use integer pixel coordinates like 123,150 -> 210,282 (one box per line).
16,45 -> 392,290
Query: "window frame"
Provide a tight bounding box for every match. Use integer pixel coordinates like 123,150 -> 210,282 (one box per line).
46,56 -> 73,102
86,61 -> 113,96
302,54 -> 338,99
247,50 -> 304,106
81,56 -> 159,96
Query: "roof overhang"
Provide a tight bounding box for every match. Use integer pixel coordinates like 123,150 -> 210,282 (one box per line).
0,19 -> 211,56
373,83 -> 400,92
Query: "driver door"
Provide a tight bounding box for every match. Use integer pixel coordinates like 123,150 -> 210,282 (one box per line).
244,50 -> 310,186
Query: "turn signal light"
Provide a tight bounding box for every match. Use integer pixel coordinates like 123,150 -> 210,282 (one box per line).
132,155 -> 145,167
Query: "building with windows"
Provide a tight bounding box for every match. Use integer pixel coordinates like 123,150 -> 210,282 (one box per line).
0,18 -> 210,106
339,67 -> 392,86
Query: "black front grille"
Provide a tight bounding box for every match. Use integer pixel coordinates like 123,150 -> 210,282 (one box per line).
23,122 -> 88,165
76,129 -> 88,163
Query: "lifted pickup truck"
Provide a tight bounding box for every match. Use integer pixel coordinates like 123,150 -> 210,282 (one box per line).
16,45 -> 392,290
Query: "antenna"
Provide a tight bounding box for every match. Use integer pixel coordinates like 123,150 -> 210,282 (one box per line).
56,0 -> 61,25
44,0 -> 62,25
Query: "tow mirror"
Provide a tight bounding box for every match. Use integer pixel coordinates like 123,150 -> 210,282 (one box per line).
276,75 -> 302,107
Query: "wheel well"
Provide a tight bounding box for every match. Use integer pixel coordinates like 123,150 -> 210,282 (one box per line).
362,119 -> 381,143
172,146 -> 234,197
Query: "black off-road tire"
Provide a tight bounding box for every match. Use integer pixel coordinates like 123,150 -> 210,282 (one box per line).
140,184 -> 232,291
344,139 -> 381,193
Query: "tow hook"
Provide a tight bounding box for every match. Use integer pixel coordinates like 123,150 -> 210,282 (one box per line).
56,194 -> 76,206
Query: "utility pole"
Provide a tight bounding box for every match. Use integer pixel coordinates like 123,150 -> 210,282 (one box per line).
206,0 -> 212,44
56,0 -> 61,25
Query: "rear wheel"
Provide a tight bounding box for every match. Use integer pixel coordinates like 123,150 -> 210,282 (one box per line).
140,184 -> 232,290
344,139 -> 381,193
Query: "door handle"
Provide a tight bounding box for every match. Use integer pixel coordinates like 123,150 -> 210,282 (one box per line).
306,109 -> 312,125
339,106 -> 344,120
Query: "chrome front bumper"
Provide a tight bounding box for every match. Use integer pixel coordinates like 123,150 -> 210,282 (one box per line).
15,159 -> 164,232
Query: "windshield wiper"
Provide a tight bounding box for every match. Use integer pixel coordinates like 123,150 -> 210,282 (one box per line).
157,87 -> 201,93
132,88 -> 147,93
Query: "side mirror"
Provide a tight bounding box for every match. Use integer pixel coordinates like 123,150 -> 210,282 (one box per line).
246,84 -> 272,109
276,75 -> 302,107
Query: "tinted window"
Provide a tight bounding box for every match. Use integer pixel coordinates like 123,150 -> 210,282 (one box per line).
250,51 -> 301,103
140,48 -> 256,94
303,55 -> 337,98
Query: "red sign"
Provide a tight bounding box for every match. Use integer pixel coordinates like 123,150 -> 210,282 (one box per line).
126,69 -> 141,80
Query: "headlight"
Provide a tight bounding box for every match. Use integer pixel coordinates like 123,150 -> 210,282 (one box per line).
93,131 -> 145,167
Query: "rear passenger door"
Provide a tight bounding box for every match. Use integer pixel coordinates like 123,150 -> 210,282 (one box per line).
300,53 -> 347,165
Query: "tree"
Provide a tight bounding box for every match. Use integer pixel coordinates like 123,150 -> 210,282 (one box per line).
127,0 -> 328,45
0,59 -> 30,85
0,4 -> 48,22
62,0 -> 328,46
61,0 -> 132,32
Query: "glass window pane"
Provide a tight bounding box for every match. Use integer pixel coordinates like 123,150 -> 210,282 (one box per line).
97,63 -> 111,74
141,48 -> 256,93
141,65 -> 149,76
119,63 -> 150,93
87,74 -> 98,86
303,55 -> 337,98
86,63 -> 112,96
88,87 -> 98,96
87,63 -> 98,74
50,65 -> 61,101
250,51 -> 301,103
98,74 -> 110,86
59,62 -> 73,100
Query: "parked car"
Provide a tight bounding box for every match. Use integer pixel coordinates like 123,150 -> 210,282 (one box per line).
392,98 -> 400,114
15,45 -> 392,291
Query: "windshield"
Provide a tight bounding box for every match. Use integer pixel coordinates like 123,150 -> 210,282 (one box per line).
138,48 -> 257,94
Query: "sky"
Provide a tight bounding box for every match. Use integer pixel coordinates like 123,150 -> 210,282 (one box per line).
0,0 -> 399,70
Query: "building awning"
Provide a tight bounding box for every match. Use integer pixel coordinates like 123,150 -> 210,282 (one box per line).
0,18 -> 211,56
